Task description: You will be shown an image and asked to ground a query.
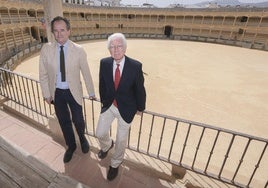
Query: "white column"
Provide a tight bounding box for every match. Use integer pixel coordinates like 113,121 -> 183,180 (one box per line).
43,0 -> 63,42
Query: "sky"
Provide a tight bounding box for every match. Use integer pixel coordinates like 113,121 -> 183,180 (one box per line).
120,0 -> 267,7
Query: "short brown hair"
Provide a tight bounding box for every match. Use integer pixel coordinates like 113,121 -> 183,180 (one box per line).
51,16 -> 71,32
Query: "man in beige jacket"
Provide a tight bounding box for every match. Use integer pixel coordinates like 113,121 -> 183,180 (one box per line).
39,16 -> 95,163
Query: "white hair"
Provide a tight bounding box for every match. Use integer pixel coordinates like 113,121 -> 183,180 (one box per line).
107,33 -> 127,49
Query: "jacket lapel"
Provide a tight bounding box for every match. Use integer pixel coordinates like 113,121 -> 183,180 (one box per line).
106,58 -> 115,91
65,41 -> 73,73
52,43 -> 58,75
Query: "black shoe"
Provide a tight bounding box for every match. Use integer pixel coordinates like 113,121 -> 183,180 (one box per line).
81,139 -> 90,153
107,166 -> 119,181
98,140 -> 114,159
63,146 -> 76,163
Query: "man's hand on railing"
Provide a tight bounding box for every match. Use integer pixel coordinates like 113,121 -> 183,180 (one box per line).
136,111 -> 143,116
44,96 -> 53,105
88,95 -> 97,100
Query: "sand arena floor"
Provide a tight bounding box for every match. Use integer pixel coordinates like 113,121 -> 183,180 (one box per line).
15,39 -> 268,139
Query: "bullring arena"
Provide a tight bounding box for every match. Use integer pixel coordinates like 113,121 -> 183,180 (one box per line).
0,0 -> 267,188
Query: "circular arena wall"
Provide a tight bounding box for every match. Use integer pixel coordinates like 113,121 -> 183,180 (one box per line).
1,0 -> 268,66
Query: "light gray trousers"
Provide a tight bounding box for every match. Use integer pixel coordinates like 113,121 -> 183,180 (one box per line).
96,104 -> 131,168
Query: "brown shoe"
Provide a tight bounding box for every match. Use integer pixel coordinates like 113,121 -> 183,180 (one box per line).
98,140 -> 114,159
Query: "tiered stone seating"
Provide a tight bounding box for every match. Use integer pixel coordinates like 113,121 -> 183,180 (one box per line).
243,32 -> 255,43
223,16 -> 235,25
191,28 -> 201,36
19,12 -> 31,23
220,30 -> 232,40
259,17 -> 268,27
0,8 -> 38,25
247,17 -> 261,26
210,30 -> 221,38
0,29 -> 36,50
0,12 -> 11,24
203,16 -> 213,25
199,29 -> 210,38
0,32 -> 6,50
13,30 -> 23,46
213,16 -> 224,25
9,9 -> 20,24
4,31 -> 15,49
255,33 -> 268,44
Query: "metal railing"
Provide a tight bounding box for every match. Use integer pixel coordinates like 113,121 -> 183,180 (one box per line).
0,67 -> 267,188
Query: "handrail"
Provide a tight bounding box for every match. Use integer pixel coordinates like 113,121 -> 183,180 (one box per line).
0,67 -> 267,188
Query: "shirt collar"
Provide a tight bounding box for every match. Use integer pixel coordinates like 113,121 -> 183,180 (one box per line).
57,40 -> 69,48
113,56 -> 125,67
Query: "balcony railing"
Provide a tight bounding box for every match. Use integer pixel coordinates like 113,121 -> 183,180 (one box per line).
0,67 -> 267,188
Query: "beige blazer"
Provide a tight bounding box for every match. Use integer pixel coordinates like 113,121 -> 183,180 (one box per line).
39,40 -> 95,105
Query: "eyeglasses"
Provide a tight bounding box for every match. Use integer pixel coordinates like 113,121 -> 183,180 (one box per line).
109,45 -> 124,50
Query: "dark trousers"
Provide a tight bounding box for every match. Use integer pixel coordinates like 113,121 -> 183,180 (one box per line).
54,88 -> 86,149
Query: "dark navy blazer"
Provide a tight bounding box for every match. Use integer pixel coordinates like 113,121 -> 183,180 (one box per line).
99,56 -> 146,123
